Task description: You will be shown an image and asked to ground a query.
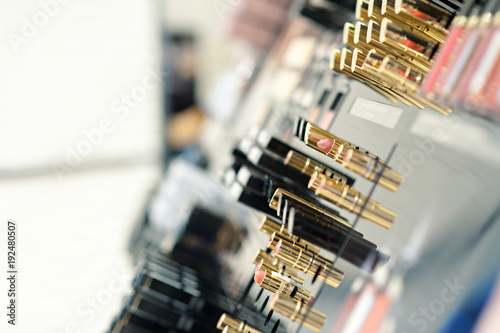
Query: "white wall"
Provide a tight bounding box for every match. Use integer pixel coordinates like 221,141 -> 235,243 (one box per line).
0,1 -> 162,332
0,0 -> 162,175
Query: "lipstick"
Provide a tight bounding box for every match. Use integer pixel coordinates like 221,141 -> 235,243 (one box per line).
344,22 -> 372,54
346,47 -> 415,106
364,19 -> 433,72
254,269 -> 312,303
370,0 -> 449,43
379,16 -> 438,59
308,172 -> 396,229
125,292 -> 207,332
330,48 -> 401,103
297,118 -> 385,163
361,49 -> 453,114
241,145 -> 312,186
269,292 -> 326,332
255,134 -> 355,185
284,149 -> 349,184
344,48 -> 419,106
253,247 -> 305,284
221,326 -> 239,333
217,314 -> 263,333
347,48 -> 419,107
259,216 -> 322,252
361,49 -> 424,92
352,48 -> 426,109
392,0 -> 456,27
267,228 -> 329,256
344,146 -> 403,191
269,214 -> 388,271
268,233 -> 345,288
296,119 -> 405,191
356,0 -> 373,22
268,188 -> 352,229
361,0 -> 448,43
357,23 -> 430,75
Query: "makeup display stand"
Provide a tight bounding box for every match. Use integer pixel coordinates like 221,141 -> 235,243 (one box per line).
111,0 -> 500,332
197,2 -> 500,332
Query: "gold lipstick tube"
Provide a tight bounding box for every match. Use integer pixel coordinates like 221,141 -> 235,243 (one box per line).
351,48 -> 368,73
393,0 -> 454,28
331,49 -> 400,103
363,49 -> 423,91
259,216 -> 321,253
217,314 -> 262,333
334,47 -> 379,93
259,215 -> 289,235
269,293 -> 326,332
347,48 -> 426,108
340,48 -> 413,107
284,150 -> 348,184
354,21 -> 370,46
386,0 -> 448,42
331,143 -> 350,165
217,314 -> 241,330
364,20 -> 431,73
370,0 -> 448,43
253,248 -> 304,284
303,122 -> 342,158
380,53 -> 425,86
254,269 -> 312,303
253,250 -> 275,266
308,172 -> 396,228
347,47 -> 423,106
359,49 -> 438,109
361,50 -> 452,114
303,121 -> 346,157
304,121 -> 387,164
269,230 -> 320,255
361,56 -> 453,116
221,326 -> 240,333
330,49 -> 342,73
366,0 -> 446,44
340,56 -> 404,104
268,233 -> 344,288
379,17 -> 437,60
343,22 -> 356,48
347,14 -> 449,113
331,49 -> 343,72
343,146 -> 403,191
356,0 -> 372,22
255,256 -> 303,283
344,22 -> 371,54
268,188 -> 352,229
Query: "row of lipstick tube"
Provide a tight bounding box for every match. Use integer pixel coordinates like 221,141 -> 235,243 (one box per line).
330,0 -> 472,115
232,121 -> 404,331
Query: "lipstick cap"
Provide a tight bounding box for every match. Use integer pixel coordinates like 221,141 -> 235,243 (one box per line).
269,293 -> 326,332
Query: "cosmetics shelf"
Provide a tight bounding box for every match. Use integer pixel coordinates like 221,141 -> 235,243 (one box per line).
199,4 -> 500,331
110,0 -> 500,332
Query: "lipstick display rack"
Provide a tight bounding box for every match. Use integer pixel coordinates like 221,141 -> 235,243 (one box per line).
110,0 -> 500,332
